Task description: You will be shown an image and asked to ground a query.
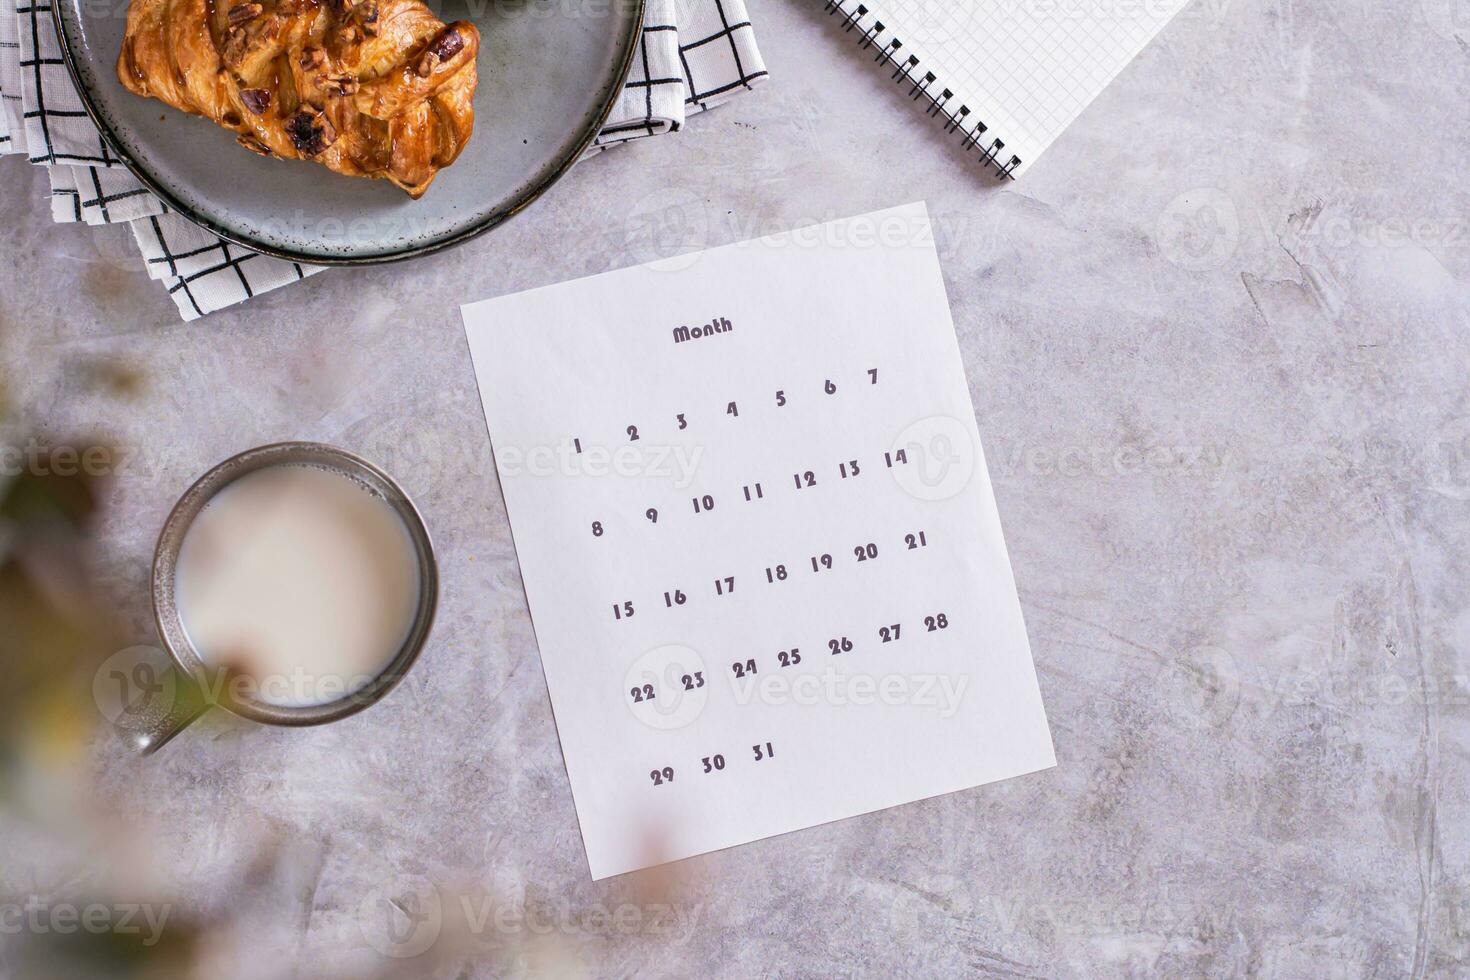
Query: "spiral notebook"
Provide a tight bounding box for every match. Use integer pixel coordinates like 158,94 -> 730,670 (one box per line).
824,0 -> 1188,178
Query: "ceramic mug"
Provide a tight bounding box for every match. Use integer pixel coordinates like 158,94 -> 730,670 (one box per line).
117,442 -> 438,754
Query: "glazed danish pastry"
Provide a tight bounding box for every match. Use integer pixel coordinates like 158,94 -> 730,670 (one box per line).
116,0 -> 479,197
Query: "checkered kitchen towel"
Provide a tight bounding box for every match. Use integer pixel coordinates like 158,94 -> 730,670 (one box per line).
0,0 -> 766,321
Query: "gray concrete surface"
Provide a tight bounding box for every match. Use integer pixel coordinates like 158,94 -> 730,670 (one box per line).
2,0 -> 1467,975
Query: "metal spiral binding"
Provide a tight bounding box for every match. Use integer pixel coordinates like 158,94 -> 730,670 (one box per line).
822,0 -> 1021,179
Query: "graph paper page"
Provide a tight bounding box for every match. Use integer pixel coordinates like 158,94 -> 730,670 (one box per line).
856,0 -> 1188,172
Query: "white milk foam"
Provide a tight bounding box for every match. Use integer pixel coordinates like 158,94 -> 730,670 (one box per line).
174,463 -> 421,708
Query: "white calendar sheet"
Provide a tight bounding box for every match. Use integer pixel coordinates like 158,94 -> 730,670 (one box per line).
463,203 -> 1055,880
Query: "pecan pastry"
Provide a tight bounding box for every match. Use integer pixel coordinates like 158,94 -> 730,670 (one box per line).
116,0 -> 479,198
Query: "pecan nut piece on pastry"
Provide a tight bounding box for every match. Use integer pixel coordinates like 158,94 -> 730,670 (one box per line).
117,0 -> 478,198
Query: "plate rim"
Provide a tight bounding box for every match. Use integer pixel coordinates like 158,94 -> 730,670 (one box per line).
51,0 -> 646,266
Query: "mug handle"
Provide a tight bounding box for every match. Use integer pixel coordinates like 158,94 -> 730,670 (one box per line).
117,664 -> 210,755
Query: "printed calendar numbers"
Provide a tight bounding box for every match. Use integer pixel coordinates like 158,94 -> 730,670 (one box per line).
464,202 -> 1055,880
648,743 -> 780,790
570,363 -> 898,459
569,366 -> 934,558
620,604 -> 950,705
568,375 -> 962,548
618,604 -> 960,735
574,371 -> 999,836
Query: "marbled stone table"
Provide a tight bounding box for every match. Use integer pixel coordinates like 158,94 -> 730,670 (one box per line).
2,0 -> 1466,975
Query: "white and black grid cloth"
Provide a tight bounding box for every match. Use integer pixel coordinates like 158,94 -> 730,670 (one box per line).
0,0 -> 766,321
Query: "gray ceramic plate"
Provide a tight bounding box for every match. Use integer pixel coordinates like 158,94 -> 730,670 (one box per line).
53,0 -> 644,264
